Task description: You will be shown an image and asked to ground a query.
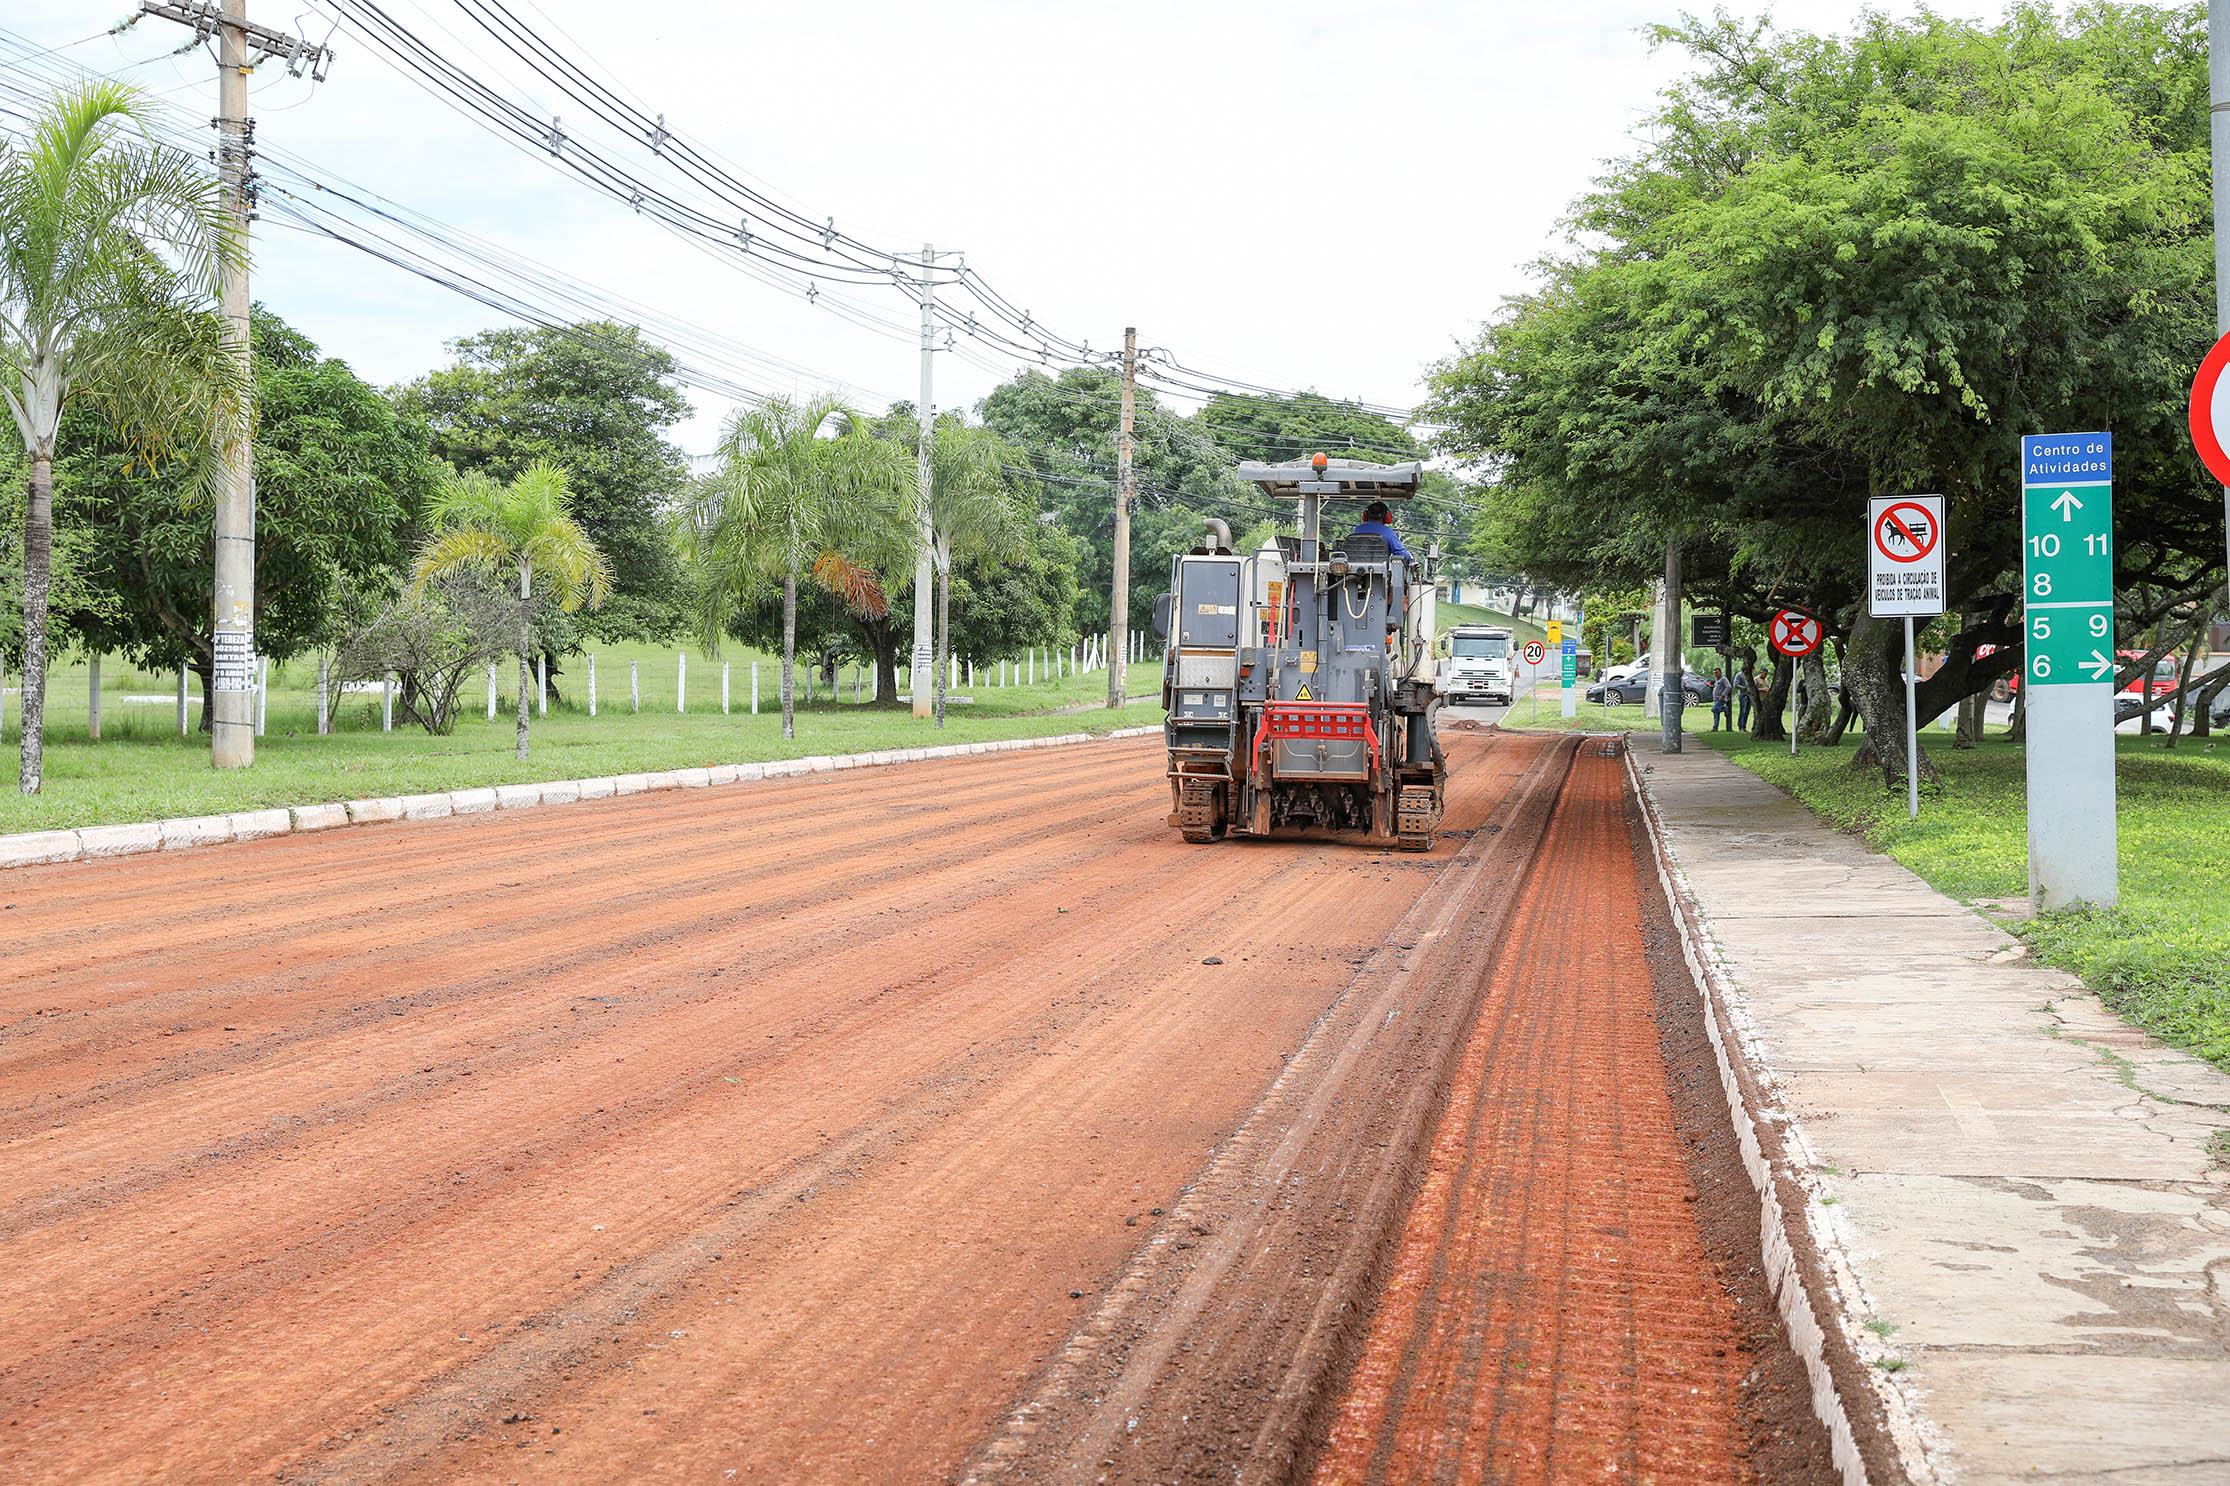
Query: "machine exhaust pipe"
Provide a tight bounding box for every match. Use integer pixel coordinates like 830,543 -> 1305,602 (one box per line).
1204,518 -> 1232,552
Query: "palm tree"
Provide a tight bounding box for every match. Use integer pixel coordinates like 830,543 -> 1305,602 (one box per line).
2,82 -> 250,793
923,420 -> 1029,726
686,394 -> 913,740
412,462 -> 611,760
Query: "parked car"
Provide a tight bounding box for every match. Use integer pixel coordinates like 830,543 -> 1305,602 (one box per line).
1586,672 -> 1711,706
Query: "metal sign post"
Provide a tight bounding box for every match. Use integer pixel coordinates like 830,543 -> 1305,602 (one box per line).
1770,609 -> 1821,760
2020,432 -> 2117,910
1867,494 -> 1947,819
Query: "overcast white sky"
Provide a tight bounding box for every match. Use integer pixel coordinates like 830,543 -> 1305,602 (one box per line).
23,0 -> 2001,453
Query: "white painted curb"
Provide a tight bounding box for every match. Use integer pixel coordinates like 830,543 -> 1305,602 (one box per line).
1624,749 -> 1932,1486
0,725 -> 1163,872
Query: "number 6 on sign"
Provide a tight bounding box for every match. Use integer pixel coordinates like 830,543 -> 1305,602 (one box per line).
2033,654 -> 2051,679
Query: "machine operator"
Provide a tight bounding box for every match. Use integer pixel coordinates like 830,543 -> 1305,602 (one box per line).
1350,500 -> 1412,561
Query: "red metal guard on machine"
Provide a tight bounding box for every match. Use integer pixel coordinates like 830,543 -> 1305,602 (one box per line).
1255,700 -> 1381,777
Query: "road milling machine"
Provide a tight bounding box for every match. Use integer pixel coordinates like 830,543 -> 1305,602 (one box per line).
1153,456 -> 1445,850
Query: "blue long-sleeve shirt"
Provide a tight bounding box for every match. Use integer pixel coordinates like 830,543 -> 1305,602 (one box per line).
1348,520 -> 1412,560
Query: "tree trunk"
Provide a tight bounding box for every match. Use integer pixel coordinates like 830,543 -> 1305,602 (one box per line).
1826,670 -> 1857,745
1754,652 -> 1792,742
2162,628 -> 2206,749
873,632 -> 900,709
1953,611 -> 1985,749
515,557 -> 532,761
2007,680 -> 2027,745
1659,537 -> 1683,753
1844,613 -> 1936,789
18,459 -> 52,793
780,566 -> 797,741
1796,651 -> 1834,744
2191,665 -> 2227,739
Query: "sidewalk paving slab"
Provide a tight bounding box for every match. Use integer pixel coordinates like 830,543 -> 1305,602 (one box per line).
1635,747 -> 2230,1486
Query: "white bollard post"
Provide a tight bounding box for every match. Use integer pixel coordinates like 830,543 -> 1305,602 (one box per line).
751,660 -> 759,715
853,663 -> 862,703
630,659 -> 639,714
88,654 -> 101,741
869,662 -> 878,703
537,653 -> 547,716
967,658 -> 974,690
588,654 -> 597,716
723,660 -> 731,715
678,652 -> 687,713
382,672 -> 394,732
178,665 -> 188,735
806,665 -> 814,705
317,654 -> 329,736
487,663 -> 497,720
255,655 -> 267,736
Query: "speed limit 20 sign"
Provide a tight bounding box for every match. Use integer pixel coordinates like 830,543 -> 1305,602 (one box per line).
2019,432 -> 2114,687
1521,640 -> 1546,666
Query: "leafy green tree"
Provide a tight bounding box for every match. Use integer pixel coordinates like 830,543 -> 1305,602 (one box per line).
1,81 -> 248,792
394,321 -> 691,641
412,462 -> 611,760
55,308 -> 438,724
1191,391 -> 1422,466
922,419 -> 1028,724
686,395 -> 914,739
978,368 -> 1244,635
1427,6 -> 2224,786
943,519 -> 1084,669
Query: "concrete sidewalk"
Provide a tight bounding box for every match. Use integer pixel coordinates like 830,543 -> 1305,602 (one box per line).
1636,748 -> 2230,1485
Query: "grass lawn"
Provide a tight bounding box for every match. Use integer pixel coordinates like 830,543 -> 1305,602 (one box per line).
1436,603 -> 1549,645
1699,728 -> 2230,1073
1,644 -> 1163,833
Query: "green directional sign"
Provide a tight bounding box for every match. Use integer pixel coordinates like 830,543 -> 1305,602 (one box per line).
2020,434 -> 2114,687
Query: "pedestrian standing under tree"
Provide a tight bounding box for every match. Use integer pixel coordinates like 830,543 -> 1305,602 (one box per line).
1708,667 -> 1732,731
1734,664 -> 1756,731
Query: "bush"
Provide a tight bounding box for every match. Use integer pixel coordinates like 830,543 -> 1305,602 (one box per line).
331,572 -> 517,733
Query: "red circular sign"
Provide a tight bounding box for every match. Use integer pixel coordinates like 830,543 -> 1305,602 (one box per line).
2189,328 -> 2230,484
1770,610 -> 1822,657
1872,501 -> 1939,564
1522,640 -> 1546,665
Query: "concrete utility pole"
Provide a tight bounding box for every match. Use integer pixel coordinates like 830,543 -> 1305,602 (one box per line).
1660,537 -> 1684,753
2214,3 -> 2230,581
1109,328 -> 1136,709
912,243 -> 936,720
139,0 -> 330,767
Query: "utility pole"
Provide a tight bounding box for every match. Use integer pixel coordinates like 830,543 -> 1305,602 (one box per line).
2213,3 -> 2230,583
912,243 -> 936,720
1660,536 -> 1684,753
1109,328 -> 1136,708
139,0 -> 330,767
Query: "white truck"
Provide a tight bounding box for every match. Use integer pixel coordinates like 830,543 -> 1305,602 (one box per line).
1439,623 -> 1515,706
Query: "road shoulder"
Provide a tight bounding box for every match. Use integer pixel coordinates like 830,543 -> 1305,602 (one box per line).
1634,747 -> 2230,1485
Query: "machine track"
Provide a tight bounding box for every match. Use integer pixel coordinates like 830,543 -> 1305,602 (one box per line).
1176,774 -> 1227,842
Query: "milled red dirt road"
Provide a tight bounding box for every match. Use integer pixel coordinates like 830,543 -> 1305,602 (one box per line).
0,728 -> 1549,1483
1314,745 -> 1754,1484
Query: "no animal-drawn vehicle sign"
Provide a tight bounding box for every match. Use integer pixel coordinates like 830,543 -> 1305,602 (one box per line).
1868,494 -> 1946,618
